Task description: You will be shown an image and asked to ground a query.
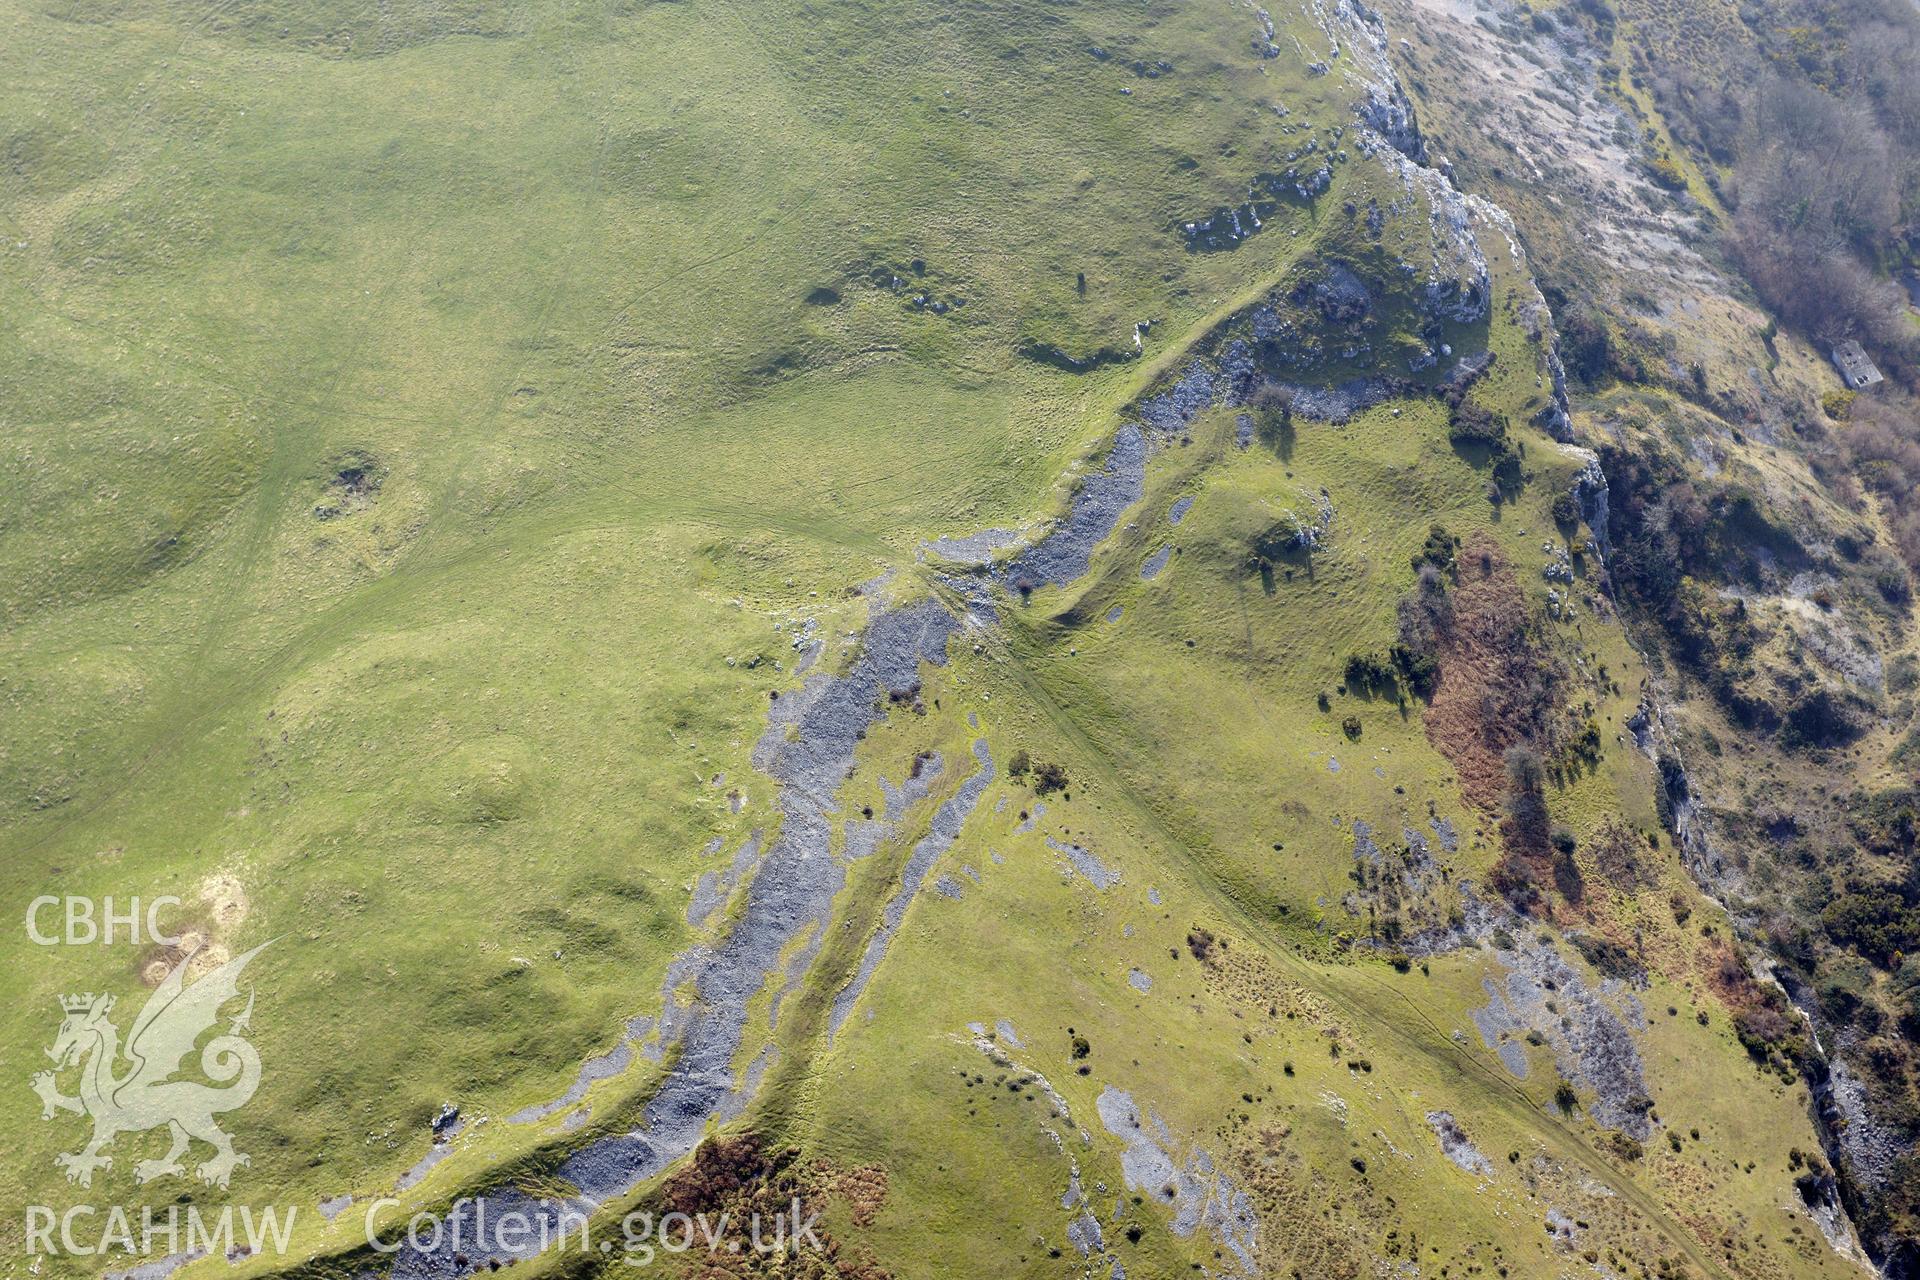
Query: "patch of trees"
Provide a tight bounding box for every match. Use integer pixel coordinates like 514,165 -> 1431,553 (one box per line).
1343,651 -> 1398,695
1389,642 -> 1439,700
1571,932 -> 1640,981
1837,388 -> 1920,575
1822,886 -> 1920,969
1729,76 -> 1906,320
1731,998 -> 1803,1065
1607,1133 -> 1644,1162
1394,557 -> 1453,701
1598,441 -> 1842,732
1007,750 -> 1068,795
1570,0 -> 1616,43
1549,826 -> 1585,902
1410,523 -> 1460,574
1492,745 -> 1555,914
1628,0 -> 1920,614
1443,392 -> 1525,499
1249,381 -> 1295,457
1649,0 -> 1920,372
1594,464 -> 1730,569
1812,956 -> 1891,1039
1847,788 -> 1920,857
1780,686 -> 1868,750
1327,541 -> 1459,712
1552,297 -> 1615,389
1340,640 -> 1440,705
1707,943 -> 1813,1073
1550,487 -> 1581,531
1445,396 -> 1505,449
1859,1154 -> 1920,1267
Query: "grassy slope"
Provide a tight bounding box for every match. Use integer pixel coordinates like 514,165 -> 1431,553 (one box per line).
0,0 -> 1867,1277
0,0 -> 1327,1254
800,244 -> 1851,1278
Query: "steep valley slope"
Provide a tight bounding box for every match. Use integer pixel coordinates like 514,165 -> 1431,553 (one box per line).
2,0 -> 1916,1278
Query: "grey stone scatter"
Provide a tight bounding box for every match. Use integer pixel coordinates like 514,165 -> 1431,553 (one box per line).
831,739 -> 996,1040
508,1036 -> 637,1125
1350,819 -> 1378,863
1469,979 -> 1533,1079
685,831 -> 765,926
1067,1211 -> 1105,1256
1135,362 -> 1220,434
1050,835 -> 1122,890
1095,1087 -> 1258,1274
1281,376 -> 1400,422
881,752 -> 944,820
387,602 -> 968,1280
925,527 -> 1021,565
1426,1111 -> 1493,1176
1466,931 -> 1654,1138
1001,427 -> 1148,590
842,818 -> 887,861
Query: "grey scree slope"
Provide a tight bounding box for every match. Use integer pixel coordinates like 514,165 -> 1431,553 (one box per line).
384,398 -> 1162,1278
384,602 -> 957,1280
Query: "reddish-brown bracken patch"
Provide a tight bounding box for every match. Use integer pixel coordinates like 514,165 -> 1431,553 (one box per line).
1701,936 -> 1807,1064
1416,533 -> 1578,914
811,1162 -> 888,1229
654,1134 -> 892,1280
1419,534 -> 1561,812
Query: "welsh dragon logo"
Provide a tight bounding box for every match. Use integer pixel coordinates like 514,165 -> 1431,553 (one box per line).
32,942 -> 270,1190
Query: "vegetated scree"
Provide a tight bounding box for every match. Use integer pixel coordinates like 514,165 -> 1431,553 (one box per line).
3,0 -> 1919,1277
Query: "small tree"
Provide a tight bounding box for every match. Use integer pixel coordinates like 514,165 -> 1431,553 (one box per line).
1250,382 -> 1296,457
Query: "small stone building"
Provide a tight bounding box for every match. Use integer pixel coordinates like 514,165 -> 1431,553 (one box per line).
1831,340 -> 1884,391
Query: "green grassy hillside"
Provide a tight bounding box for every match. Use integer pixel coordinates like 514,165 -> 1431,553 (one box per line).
1,0 -> 1897,1278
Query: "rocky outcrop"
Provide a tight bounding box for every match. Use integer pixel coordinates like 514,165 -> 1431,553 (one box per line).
1571,450 -> 1612,562
1357,79 -> 1426,163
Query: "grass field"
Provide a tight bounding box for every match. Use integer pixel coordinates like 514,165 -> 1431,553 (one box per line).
0,1 -> 1874,1277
